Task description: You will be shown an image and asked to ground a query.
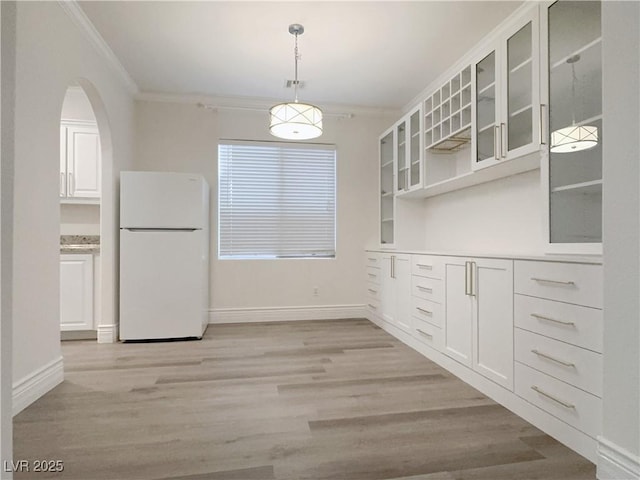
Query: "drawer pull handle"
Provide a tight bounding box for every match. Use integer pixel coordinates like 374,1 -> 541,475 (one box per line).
530,385 -> 575,409
417,264 -> 433,270
416,329 -> 433,338
531,349 -> 575,367
530,313 -> 575,327
368,273 -> 377,278
417,285 -> 433,293
367,257 -> 377,262
416,307 -> 433,316
367,304 -> 377,310
531,277 -> 575,286
367,288 -> 377,294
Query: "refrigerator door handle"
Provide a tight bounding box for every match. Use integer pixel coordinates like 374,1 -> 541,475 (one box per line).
123,228 -> 199,232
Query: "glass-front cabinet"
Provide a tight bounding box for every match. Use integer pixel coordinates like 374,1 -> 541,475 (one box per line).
542,0 -> 602,252
379,128 -> 395,246
473,9 -> 540,170
396,105 -> 423,195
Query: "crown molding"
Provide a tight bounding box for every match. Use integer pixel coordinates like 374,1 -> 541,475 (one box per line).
135,91 -> 400,119
58,0 -> 139,95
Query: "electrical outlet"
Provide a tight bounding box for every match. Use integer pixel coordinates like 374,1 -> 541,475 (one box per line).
313,286 -> 319,296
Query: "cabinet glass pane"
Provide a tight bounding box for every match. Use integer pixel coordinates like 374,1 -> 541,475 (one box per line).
397,122 -> 407,191
409,110 -> 421,187
476,51 -> 496,162
507,21 -> 533,151
380,131 -> 394,245
548,0 -> 602,244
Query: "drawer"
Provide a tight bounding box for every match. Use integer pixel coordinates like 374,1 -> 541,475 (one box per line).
515,294 -> 603,352
412,317 -> 443,351
515,329 -> 602,397
365,253 -> 382,269
411,276 -> 443,303
515,363 -> 601,438
365,282 -> 381,301
411,297 -> 443,328
365,297 -> 381,316
514,261 -> 602,308
366,266 -> 381,285
411,255 -> 443,279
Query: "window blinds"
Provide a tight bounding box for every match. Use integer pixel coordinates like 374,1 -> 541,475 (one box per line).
218,141 -> 336,259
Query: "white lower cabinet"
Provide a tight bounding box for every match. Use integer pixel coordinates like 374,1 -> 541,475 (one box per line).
365,250 -> 603,463
443,256 -> 514,390
380,253 -> 411,333
60,254 -> 94,331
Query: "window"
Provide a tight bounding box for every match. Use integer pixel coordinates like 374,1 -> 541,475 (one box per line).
218,141 -> 336,259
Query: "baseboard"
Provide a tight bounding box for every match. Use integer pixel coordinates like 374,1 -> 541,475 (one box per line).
61,329 -> 97,341
597,437 -> 640,479
209,304 -> 366,324
97,323 -> 118,343
12,356 -> 64,416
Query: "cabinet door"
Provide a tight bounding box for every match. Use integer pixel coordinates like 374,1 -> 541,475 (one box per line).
381,254 -> 396,325
541,0 -> 602,254
60,254 -> 94,331
395,120 -> 408,192
60,126 -> 67,197
394,255 -> 412,332
443,257 -> 473,367
67,124 -> 101,198
379,128 -> 395,246
472,258 -> 514,390
408,106 -> 423,191
501,9 -> 540,161
472,42 -> 501,170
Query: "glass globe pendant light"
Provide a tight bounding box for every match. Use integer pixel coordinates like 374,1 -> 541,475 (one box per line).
269,24 -> 323,140
550,54 -> 598,153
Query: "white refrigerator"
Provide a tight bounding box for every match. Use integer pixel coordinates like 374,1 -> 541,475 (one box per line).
119,171 -> 210,341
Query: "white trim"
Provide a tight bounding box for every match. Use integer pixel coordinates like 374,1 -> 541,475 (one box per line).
209,304 -> 366,324
57,1 -> 138,95
135,91 -> 400,119
97,323 -> 118,343
12,356 -> 64,416
597,437 -> 640,480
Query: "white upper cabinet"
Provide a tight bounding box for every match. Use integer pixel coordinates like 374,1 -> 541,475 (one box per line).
473,8 -> 541,170
379,127 -> 395,247
396,104 -> 423,196
60,121 -> 101,202
541,0 -> 602,254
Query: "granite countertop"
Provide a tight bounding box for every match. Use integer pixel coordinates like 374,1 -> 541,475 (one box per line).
60,235 -> 100,254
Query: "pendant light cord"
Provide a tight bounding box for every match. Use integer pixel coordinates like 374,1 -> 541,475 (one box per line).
293,32 -> 300,103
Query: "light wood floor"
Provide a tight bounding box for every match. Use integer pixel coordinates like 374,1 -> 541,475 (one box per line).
14,319 -> 596,479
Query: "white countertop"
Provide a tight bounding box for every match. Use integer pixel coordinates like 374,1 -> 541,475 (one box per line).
365,248 -> 602,265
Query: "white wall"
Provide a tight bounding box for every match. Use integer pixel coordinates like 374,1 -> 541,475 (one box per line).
419,168 -> 545,255
12,2 -> 133,396
600,1 -> 640,477
133,100 -> 390,313
0,2 -> 15,475
61,86 -> 96,123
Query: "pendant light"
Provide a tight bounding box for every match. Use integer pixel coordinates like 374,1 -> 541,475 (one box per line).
269,24 -> 323,140
550,54 -> 598,153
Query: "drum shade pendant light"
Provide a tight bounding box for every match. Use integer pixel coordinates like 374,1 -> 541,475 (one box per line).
550,55 -> 598,153
269,24 -> 323,140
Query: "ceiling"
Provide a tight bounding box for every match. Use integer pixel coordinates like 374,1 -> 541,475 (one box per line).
79,1 -> 522,111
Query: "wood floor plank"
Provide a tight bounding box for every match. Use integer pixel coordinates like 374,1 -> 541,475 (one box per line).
13,319 -> 595,479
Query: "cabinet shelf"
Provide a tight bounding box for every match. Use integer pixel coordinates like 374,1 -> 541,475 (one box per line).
381,160 -> 393,169
550,37 -> 602,71
477,81 -> 496,96
381,191 -> 394,198
427,126 -> 472,153
477,123 -> 495,134
551,179 -> 602,194
510,104 -> 532,118
381,218 -> 394,223
510,57 -> 532,75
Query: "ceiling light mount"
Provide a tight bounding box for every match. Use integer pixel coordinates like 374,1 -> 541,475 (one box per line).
269,23 -> 323,140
